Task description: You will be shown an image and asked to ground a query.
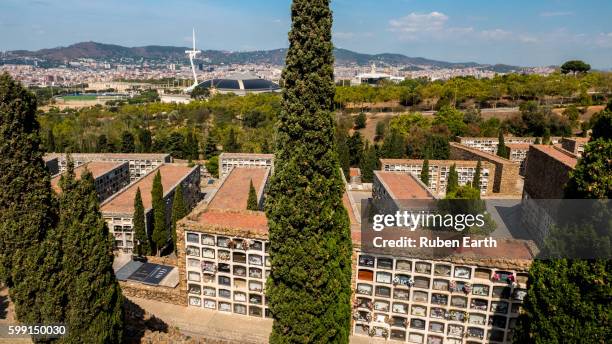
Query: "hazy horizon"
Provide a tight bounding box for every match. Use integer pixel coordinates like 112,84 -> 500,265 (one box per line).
2,0 -> 612,69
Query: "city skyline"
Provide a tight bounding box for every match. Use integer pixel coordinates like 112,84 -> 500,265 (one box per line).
1,0 -> 612,69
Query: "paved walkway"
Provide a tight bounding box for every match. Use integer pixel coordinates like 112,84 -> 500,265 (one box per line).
129,296 -> 383,344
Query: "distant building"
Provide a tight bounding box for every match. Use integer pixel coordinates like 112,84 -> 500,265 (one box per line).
449,143 -> 521,195
521,145 -> 578,246
354,63 -> 404,86
380,159 -> 495,196
50,161 -> 130,202
218,152 -> 274,178
101,164 -> 201,253
373,171 -> 437,201
456,136 -> 561,156
47,153 -> 172,182
195,73 -> 280,96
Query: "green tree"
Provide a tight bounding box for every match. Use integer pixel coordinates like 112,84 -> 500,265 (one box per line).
374,121 -> 386,141
184,131 -> 199,161
167,132 -> 186,159
381,128 -> 405,158
133,187 -> 150,256
446,163 -> 459,194
151,171 -> 166,255
472,160 -> 482,189
347,131 -> 364,166
247,180 -> 259,211
514,128 -> 611,343
203,135 -> 218,159
0,72 -> 62,326
359,141 -> 378,183
96,134 -> 111,153
171,184 -> 187,254
265,0 -> 353,342
542,127 -> 551,145
560,60 -> 591,75
205,155 -> 219,178
120,131 -> 135,153
57,169 -> 124,343
336,131 -> 350,178
496,130 -> 509,158
590,110 -> 612,141
138,128 -> 152,153
420,159 -> 430,186
354,112 -> 366,129
223,127 -> 241,153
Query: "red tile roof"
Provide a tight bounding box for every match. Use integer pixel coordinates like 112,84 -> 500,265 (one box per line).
101,164 -> 196,214
375,171 -> 435,199
531,145 -> 578,168
209,168 -> 269,210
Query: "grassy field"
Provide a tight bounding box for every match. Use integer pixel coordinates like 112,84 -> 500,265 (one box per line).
61,95 -> 97,101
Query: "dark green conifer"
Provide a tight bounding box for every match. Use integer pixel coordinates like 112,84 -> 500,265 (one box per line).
247,180 -> 259,211
472,160 -> 482,189
359,141 -> 378,183
496,130 -> 509,158
446,163 -> 459,194
265,1 -> 353,342
223,127 -> 240,153
58,168 -> 124,343
151,170 -> 166,255
133,187 -> 150,256
420,159 -> 430,186
171,184 -> 187,253
0,72 -> 61,324
120,131 -> 135,153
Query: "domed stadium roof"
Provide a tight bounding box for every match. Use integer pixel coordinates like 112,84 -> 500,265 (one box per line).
196,73 -> 280,94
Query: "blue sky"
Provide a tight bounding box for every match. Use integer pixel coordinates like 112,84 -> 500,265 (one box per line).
1,0 -> 612,68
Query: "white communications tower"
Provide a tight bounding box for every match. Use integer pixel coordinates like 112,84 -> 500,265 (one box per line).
185,28 -> 201,92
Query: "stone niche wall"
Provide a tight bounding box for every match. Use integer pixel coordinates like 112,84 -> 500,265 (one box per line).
450,143 -> 521,195
120,281 -> 186,306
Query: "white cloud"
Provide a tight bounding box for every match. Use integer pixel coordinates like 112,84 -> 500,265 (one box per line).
595,32 -> 612,48
540,11 -> 574,17
480,29 -> 512,40
389,11 -> 449,34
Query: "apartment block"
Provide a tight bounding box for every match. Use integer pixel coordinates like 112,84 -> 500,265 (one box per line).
218,152 -> 274,178
449,143 -> 521,195
47,153 -> 172,182
101,164 -> 201,253
177,167 -> 271,317
380,159 -> 495,196
51,161 -> 130,202
560,137 -> 589,156
521,145 -> 578,246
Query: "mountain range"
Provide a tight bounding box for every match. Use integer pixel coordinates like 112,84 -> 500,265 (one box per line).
4,41 -> 525,72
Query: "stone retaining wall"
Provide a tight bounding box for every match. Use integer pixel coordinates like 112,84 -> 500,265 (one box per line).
120,281 -> 186,306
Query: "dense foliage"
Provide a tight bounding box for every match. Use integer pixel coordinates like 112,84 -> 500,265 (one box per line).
0,72 -> 61,326
133,187 -> 151,256
247,180 -> 258,211
56,164 -> 124,343
171,184 -> 187,254
151,170 -> 166,254
514,106 -> 611,343
265,0 -> 353,342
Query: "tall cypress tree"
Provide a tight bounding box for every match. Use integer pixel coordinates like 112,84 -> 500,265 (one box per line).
496,130 -> 509,158
359,141 -> 378,183
171,184 -> 187,253
151,170 -> 166,255
120,131 -> 135,153
0,72 -> 61,325
336,131 -> 350,178
133,187 -> 150,256
472,160 -> 482,189
420,159 -> 430,186
58,169 -> 124,343
265,1 -> 353,342
446,163 -> 459,194
247,180 -> 258,211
